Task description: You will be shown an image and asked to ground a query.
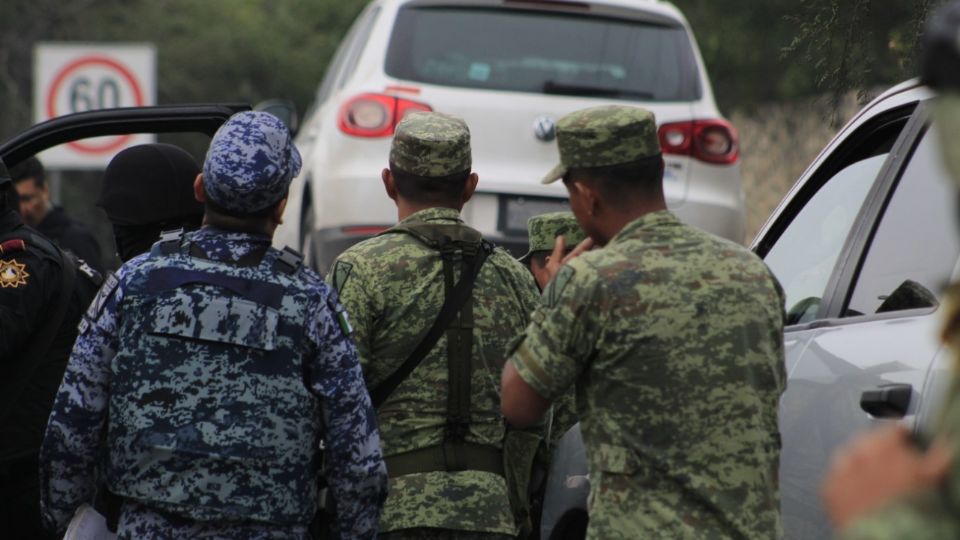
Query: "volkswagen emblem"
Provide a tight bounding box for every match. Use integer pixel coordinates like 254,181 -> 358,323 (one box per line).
533,116 -> 556,142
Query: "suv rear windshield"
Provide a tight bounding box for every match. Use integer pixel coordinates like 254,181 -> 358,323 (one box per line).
385,6 -> 702,102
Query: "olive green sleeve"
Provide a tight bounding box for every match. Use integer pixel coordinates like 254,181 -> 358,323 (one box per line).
839,491 -> 960,539
327,256 -> 377,381
508,260 -> 604,401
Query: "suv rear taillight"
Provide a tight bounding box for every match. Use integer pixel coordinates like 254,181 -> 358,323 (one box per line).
658,119 -> 739,165
338,93 -> 432,138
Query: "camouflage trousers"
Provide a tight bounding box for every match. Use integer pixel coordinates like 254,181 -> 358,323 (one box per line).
378,528 -> 515,540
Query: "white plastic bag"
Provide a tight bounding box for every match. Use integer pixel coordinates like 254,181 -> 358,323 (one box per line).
62,504 -> 117,540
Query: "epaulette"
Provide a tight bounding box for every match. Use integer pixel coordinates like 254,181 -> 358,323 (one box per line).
0,239 -> 26,255
273,246 -> 303,275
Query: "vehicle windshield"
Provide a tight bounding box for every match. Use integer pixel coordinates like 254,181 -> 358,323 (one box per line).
385,6 -> 701,102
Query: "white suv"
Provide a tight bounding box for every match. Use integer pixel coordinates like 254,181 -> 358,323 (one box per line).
274,0 -> 744,271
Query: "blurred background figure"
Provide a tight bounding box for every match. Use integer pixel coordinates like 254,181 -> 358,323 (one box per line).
97,143 -> 204,262
11,156 -> 103,272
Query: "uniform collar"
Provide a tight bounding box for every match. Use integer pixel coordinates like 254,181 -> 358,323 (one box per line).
608,210 -> 679,246
193,225 -> 272,243
400,207 -> 463,225
37,206 -> 67,229
0,209 -> 23,232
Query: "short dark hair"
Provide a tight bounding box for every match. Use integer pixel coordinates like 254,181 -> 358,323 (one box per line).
204,191 -> 287,220
390,164 -> 470,207
10,156 -> 45,187
528,251 -> 549,268
565,154 -> 664,208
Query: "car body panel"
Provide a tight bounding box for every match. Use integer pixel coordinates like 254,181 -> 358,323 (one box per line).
275,0 -> 743,272
752,82 -> 960,538
0,104 -> 247,168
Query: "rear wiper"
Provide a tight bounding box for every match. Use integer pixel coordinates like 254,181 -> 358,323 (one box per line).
542,80 -> 654,100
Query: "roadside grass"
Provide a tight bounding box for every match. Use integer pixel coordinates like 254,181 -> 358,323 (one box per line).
734,93 -> 864,245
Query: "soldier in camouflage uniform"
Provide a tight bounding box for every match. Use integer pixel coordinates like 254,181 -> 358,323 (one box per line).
40,111 -> 388,539
821,3 -> 960,537
500,105 -> 787,539
518,212 -> 586,450
328,112 -> 541,539
519,212 -> 587,291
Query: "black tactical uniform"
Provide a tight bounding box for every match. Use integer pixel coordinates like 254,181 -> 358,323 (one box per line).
0,161 -> 101,540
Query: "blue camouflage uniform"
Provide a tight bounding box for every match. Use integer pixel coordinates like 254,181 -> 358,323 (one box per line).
40,111 -> 388,539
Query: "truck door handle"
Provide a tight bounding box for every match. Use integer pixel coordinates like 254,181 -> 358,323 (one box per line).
860,384 -> 913,418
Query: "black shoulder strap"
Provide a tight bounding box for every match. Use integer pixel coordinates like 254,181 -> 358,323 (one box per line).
370,238 -> 493,409
384,219 -> 484,248
150,228 -> 185,257
273,246 -> 304,275
0,244 -> 77,422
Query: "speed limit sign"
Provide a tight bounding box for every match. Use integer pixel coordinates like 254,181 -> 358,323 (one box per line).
34,43 -> 156,169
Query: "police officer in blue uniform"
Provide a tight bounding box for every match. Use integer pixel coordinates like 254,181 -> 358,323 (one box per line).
40,111 -> 388,539
0,158 -> 101,540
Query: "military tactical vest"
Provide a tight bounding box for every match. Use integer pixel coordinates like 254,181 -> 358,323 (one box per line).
376,219 -> 504,477
106,231 -> 322,525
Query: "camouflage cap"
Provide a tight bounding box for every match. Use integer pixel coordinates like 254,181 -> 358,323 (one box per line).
389,112 -> 471,177
542,105 -> 660,184
202,111 -> 302,214
519,211 -> 587,262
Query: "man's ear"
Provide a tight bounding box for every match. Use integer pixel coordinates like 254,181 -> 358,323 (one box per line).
382,168 -> 398,203
575,180 -> 601,217
273,197 -> 288,225
462,172 -> 479,204
193,173 -> 206,202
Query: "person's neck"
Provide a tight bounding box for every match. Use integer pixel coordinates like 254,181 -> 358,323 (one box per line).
396,199 -> 461,221
202,215 -> 276,237
594,198 -> 667,246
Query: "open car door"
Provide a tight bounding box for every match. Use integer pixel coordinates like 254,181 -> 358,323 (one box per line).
0,104 -> 250,168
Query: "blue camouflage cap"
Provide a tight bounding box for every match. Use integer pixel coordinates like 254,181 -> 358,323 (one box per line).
202,111 -> 302,213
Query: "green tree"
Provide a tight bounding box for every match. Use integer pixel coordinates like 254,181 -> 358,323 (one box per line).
0,0 -> 366,140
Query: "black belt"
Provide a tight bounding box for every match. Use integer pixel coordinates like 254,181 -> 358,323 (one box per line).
385,443 -> 503,478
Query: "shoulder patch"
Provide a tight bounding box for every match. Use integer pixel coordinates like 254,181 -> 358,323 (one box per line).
79,271 -> 120,335
326,294 -> 353,336
331,260 -> 354,293
84,272 -> 120,322
0,239 -> 26,255
0,259 -> 29,288
543,265 -> 575,308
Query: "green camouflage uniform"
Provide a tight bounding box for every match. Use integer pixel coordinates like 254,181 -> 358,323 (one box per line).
329,112 -> 540,538
509,105 -> 787,539
520,212 -> 586,449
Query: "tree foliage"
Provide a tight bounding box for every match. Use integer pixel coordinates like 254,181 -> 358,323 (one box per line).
0,0 -> 366,140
